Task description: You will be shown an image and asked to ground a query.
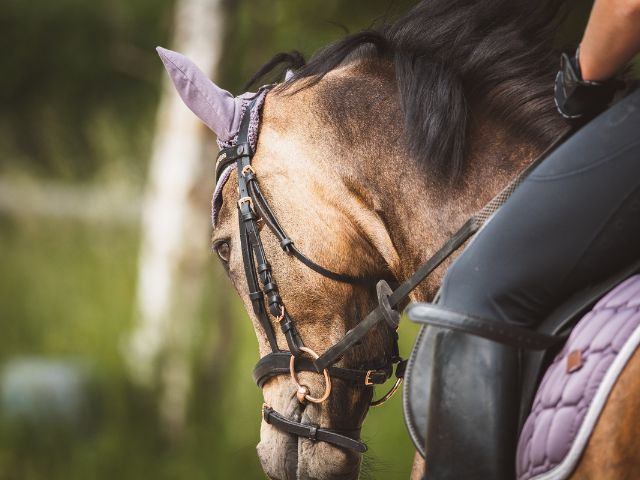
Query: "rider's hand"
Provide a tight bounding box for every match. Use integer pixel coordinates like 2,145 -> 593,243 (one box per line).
555,0 -> 640,121
554,48 -> 622,120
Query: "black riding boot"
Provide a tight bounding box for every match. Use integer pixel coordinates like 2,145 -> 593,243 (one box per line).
404,304 -> 522,480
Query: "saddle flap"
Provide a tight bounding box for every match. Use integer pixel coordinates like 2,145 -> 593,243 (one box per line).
403,257 -> 640,460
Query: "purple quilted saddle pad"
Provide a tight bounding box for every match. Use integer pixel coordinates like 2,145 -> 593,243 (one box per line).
516,274 -> 640,480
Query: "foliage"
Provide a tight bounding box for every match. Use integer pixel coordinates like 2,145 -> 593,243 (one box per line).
0,214 -> 263,479
219,0 -> 415,91
0,0 -> 174,181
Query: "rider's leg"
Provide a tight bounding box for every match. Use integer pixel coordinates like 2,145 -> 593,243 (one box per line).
417,88 -> 640,480
440,87 -> 640,326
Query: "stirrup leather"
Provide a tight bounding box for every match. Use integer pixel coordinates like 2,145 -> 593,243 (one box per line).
407,303 -> 566,350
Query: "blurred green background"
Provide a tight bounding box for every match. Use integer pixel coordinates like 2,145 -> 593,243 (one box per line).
0,0 -> 632,479
0,1 -> 421,479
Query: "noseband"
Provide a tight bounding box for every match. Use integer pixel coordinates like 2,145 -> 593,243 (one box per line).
215,98 -> 572,454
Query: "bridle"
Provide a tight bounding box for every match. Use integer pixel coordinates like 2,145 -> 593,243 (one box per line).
215,97 -> 573,453
215,99 -> 404,452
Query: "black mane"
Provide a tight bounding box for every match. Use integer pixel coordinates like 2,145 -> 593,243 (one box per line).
253,0 -> 573,181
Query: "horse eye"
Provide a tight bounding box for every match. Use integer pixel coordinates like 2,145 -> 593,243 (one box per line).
214,241 -> 231,263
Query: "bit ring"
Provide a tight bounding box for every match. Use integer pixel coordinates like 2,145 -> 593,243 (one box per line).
289,347 -> 332,404
370,377 -> 403,407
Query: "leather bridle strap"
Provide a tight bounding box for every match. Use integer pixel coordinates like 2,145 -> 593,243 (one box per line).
218,145 -> 375,288
314,218 -> 478,371
313,126 -> 574,372
222,99 -> 378,356
245,164 -> 376,285
234,139 -> 282,352
262,405 -> 367,453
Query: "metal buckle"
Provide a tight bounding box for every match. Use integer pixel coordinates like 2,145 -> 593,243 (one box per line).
238,196 -> 253,209
290,347 -> 332,404
364,370 -> 375,386
242,164 -> 256,176
215,151 -> 227,169
370,377 -> 403,407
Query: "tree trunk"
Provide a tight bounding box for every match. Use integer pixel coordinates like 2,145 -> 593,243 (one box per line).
125,0 -> 227,439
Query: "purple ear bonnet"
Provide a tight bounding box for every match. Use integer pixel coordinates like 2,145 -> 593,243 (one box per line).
156,47 -> 273,226
211,87 -> 270,226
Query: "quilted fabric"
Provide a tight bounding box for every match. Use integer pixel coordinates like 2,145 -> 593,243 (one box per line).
516,274 -> 640,480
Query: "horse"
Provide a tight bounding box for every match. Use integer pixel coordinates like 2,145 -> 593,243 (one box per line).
158,0 -> 640,478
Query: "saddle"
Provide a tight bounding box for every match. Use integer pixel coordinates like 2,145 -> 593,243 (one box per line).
403,257 -> 640,472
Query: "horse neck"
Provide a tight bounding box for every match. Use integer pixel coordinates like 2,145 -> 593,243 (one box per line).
366,114 -> 542,302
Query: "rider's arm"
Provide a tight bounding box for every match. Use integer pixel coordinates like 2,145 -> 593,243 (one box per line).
580,0 -> 640,81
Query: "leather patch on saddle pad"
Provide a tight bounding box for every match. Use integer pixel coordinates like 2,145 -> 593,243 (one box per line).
566,350 -> 583,373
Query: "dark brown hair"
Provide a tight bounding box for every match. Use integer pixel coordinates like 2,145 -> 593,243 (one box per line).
251,0 -> 572,180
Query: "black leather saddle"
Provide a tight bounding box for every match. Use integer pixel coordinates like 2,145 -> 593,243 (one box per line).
403,257 -> 640,458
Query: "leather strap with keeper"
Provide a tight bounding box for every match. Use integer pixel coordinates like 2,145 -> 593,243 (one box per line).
262,405 -> 367,453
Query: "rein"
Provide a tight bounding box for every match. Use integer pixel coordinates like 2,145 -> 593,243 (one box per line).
216,98 -> 573,453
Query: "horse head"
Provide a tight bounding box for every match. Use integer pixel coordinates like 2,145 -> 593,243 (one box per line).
157,0 -> 567,474
159,47 -> 409,479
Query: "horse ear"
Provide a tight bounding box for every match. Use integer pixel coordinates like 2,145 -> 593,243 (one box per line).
156,47 -> 243,142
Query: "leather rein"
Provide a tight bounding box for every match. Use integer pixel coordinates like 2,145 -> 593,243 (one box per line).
215,98 -> 572,453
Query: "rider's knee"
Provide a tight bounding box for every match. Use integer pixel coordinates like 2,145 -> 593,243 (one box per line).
439,253 -> 518,324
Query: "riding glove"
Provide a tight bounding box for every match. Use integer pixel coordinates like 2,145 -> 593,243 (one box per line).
554,48 -> 621,120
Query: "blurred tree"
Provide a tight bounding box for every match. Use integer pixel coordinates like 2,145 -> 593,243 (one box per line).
126,0 -> 228,439
0,0 -> 174,181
